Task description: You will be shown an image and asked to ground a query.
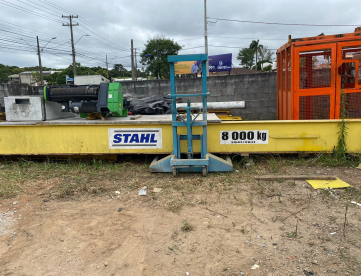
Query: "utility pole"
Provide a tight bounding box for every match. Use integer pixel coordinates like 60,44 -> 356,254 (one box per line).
134,48 -> 138,81
131,39 -> 136,81
255,44 -> 258,71
36,36 -> 44,85
204,0 -> 209,76
106,55 -> 109,78
62,15 -> 79,77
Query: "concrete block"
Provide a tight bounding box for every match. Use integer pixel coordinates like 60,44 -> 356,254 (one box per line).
4,96 -> 76,121
5,96 -> 44,121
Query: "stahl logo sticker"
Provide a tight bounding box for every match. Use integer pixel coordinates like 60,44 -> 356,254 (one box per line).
220,130 -> 268,144
108,128 -> 162,149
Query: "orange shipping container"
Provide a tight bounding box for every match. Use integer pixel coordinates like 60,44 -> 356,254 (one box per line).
277,27 -> 361,120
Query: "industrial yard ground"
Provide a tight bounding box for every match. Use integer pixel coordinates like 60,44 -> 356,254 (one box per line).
0,155 -> 361,276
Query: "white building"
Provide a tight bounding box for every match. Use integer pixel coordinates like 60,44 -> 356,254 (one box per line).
74,75 -> 110,85
7,71 -> 60,85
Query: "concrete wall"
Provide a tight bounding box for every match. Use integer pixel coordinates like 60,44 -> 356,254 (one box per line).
120,73 -> 277,120
0,73 -> 277,120
0,84 -> 44,106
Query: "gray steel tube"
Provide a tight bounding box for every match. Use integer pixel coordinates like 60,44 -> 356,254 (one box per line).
176,101 -> 245,110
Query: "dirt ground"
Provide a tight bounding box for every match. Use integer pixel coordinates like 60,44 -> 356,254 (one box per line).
0,155 -> 360,276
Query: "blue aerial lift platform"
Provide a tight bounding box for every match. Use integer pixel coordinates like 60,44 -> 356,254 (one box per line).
149,54 -> 233,176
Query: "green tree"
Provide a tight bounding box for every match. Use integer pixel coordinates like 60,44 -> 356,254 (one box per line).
53,63 -> 100,84
249,40 -> 263,70
31,72 -> 41,83
109,63 -> 129,78
237,48 -> 255,69
263,64 -> 273,72
113,64 -> 124,73
257,45 -> 274,68
0,64 -> 30,83
140,35 -> 182,79
43,72 -> 59,85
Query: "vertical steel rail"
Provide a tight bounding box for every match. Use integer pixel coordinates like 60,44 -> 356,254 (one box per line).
169,62 -> 178,157
202,59 -> 208,158
186,101 -> 193,158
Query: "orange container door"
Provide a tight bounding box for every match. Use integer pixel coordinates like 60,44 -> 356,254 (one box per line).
293,44 -> 337,120
335,41 -> 361,119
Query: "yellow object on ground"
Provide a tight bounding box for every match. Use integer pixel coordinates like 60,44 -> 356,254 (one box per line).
306,178 -> 350,189
356,164 -> 361,170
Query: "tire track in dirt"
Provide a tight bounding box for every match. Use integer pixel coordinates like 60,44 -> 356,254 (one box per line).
99,209 -> 156,276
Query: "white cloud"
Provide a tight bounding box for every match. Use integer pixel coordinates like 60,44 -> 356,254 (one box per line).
0,0 -> 360,69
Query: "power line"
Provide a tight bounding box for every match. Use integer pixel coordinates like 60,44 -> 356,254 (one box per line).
208,17 -> 361,27
0,20 -> 69,42
16,0 -> 60,18
0,1 -> 67,24
0,31 -> 122,64
1,1 -> 129,54
208,35 -> 284,40
37,0 -> 78,17
77,18 -> 130,48
75,22 -> 129,51
0,23 -> 125,60
28,0 -> 67,17
34,0 -> 130,50
73,28 -> 128,52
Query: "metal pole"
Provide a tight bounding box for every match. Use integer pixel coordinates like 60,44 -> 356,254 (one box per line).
106,55 -> 109,78
202,58 -> 208,157
62,15 -> 79,77
135,48 -> 137,81
169,62 -> 178,158
36,36 -> 44,85
176,101 -> 246,110
204,0 -> 209,77
131,39 -> 135,81
69,16 -> 77,77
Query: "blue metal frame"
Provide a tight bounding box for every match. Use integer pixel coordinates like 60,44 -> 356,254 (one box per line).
169,54 -> 208,160
149,53 -> 233,175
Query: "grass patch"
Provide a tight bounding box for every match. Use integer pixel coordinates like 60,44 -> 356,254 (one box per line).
181,221 -> 194,232
286,231 -> 301,239
0,182 -> 20,198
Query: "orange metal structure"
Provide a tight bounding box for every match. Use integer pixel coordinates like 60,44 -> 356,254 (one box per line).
277,28 -> 361,120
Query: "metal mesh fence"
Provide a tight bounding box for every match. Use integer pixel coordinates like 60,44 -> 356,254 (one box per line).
277,32 -> 361,120
344,92 -> 361,118
341,46 -> 361,87
299,49 -> 332,89
340,62 -> 357,89
299,95 -> 330,120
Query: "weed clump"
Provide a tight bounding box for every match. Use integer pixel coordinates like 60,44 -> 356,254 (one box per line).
181,221 -> 194,232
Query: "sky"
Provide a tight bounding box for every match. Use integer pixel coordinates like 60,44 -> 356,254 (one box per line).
0,0 -> 360,70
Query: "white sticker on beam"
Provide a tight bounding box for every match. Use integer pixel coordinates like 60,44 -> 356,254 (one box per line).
108,128 -> 162,149
220,130 -> 269,144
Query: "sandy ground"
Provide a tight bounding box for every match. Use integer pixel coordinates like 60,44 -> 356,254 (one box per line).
0,159 -> 360,276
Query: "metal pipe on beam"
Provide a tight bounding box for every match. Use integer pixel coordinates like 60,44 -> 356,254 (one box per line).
176,101 -> 245,110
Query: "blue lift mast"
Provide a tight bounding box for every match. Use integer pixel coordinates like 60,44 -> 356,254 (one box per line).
149,54 -> 233,176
